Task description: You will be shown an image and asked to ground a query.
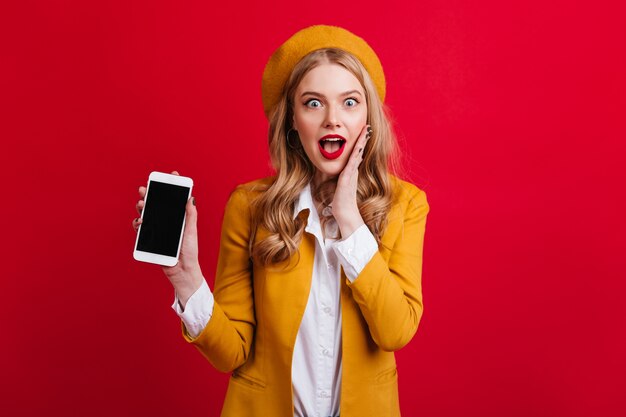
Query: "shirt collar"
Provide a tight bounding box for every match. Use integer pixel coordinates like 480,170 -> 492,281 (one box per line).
294,182 -> 321,232
294,182 -> 316,217
294,182 -> 339,244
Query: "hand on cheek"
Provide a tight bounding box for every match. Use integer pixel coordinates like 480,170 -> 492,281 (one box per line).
331,124 -> 372,238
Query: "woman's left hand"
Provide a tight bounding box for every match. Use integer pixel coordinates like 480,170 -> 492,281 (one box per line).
331,124 -> 372,238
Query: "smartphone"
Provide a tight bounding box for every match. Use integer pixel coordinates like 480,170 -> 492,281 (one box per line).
133,171 -> 193,266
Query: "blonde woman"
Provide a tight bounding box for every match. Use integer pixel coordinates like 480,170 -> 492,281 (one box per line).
133,25 -> 429,417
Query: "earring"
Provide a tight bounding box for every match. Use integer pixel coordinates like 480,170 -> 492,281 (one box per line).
286,128 -> 300,150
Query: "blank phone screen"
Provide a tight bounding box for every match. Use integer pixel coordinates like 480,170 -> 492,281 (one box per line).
137,180 -> 190,257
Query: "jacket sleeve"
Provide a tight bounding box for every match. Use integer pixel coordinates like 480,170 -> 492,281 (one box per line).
346,185 -> 429,352
181,186 -> 255,373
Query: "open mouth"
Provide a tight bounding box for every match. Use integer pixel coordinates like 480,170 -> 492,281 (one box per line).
318,135 -> 347,160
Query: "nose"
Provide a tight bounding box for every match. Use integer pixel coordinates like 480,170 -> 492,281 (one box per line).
323,105 -> 341,129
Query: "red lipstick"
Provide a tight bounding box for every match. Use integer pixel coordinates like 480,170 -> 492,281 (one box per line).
318,134 -> 347,160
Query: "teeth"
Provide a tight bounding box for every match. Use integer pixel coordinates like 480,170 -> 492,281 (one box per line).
319,137 -> 345,155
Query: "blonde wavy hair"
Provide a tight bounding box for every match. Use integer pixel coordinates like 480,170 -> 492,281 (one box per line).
250,48 -> 400,266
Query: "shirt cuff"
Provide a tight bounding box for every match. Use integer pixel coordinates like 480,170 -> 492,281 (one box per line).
171,279 -> 214,339
332,223 -> 378,282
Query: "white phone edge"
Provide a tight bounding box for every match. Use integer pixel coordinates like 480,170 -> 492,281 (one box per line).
133,171 -> 193,267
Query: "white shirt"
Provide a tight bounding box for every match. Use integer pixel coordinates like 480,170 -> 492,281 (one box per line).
172,183 -> 378,417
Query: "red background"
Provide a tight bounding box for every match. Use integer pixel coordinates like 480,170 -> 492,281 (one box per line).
2,1 -> 625,416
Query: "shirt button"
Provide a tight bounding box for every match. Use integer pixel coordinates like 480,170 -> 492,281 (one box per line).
323,306 -> 331,314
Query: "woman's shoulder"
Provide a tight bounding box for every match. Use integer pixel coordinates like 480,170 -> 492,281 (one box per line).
228,176 -> 276,202
221,176 -> 276,217
389,175 -> 427,201
236,176 -> 276,193
388,175 -> 429,220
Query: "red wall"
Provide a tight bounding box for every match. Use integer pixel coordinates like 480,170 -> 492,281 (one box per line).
2,1 -> 625,416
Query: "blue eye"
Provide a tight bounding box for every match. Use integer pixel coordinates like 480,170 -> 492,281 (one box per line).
305,99 -> 322,108
345,98 -> 358,107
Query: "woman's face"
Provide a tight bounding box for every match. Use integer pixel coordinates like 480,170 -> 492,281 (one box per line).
292,63 -> 368,183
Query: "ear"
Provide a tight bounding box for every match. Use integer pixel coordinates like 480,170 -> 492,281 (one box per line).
292,114 -> 297,131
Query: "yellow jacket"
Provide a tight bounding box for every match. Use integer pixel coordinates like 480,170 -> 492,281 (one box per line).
182,176 -> 429,416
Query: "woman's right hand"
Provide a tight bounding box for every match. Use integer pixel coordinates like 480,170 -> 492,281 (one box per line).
133,171 -> 205,307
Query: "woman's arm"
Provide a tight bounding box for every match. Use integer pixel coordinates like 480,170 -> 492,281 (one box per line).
346,186 -> 429,352
133,173 -> 252,371
181,186 -> 256,373
328,126 -> 430,352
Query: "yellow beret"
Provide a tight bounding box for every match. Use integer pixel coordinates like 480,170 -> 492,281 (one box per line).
261,25 -> 386,118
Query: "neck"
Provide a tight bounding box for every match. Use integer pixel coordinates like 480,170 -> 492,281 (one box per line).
311,172 -> 338,210
312,171 -> 336,190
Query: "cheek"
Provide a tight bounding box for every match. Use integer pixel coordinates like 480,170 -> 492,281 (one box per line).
298,124 -> 317,153
294,115 -> 320,145
349,104 -> 368,123
295,111 -> 321,128
358,106 -> 368,124
348,110 -> 368,135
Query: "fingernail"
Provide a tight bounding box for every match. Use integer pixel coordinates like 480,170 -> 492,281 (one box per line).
192,197 -> 196,206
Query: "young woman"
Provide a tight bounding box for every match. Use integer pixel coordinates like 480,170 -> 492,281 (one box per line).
133,25 -> 429,417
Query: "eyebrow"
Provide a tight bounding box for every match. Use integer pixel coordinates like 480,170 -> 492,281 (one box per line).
300,90 -> 363,98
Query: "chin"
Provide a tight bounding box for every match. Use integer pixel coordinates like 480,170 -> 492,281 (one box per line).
314,161 -> 347,180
